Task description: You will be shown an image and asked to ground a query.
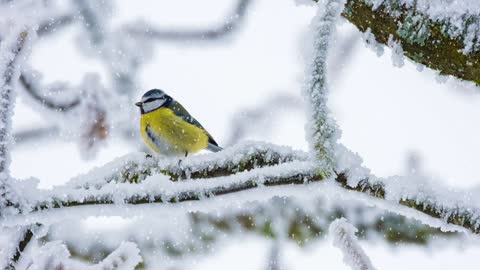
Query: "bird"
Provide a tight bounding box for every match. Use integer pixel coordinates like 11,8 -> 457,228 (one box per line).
135,89 -> 222,157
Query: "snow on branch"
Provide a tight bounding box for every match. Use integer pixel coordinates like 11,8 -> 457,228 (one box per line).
25,241 -> 142,270
340,0 -> 480,85
126,0 -> 252,41
303,0 -> 345,175
2,139 -> 478,236
29,160 -> 318,212
330,218 -> 377,270
1,226 -> 34,270
0,28 -> 35,216
335,173 -> 480,234
67,142 -> 309,189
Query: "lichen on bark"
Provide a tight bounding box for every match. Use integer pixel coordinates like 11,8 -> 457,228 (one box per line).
340,0 -> 480,85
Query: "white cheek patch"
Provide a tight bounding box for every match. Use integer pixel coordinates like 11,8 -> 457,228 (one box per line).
143,99 -> 166,113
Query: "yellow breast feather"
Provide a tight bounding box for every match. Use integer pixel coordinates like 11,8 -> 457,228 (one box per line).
140,107 -> 209,155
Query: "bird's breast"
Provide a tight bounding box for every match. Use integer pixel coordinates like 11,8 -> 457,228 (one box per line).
140,108 -> 209,155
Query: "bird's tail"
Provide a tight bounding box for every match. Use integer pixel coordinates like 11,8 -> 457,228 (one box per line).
207,143 -> 223,152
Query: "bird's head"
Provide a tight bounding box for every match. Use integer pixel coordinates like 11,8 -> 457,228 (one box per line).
135,89 -> 171,114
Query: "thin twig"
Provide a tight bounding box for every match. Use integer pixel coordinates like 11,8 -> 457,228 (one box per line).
126,0 -> 252,41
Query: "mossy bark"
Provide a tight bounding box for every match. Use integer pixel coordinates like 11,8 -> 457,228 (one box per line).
341,0 -> 480,85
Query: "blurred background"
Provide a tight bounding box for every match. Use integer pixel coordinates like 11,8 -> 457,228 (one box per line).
7,0 -> 480,268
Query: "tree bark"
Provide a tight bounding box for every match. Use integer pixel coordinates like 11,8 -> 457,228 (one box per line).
340,0 -> 480,85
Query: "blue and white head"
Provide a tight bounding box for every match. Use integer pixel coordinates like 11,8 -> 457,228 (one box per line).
135,89 -> 172,114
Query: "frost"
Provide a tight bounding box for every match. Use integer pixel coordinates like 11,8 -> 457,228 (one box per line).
330,218 -> 377,270
0,25 -> 36,216
303,0 -> 345,173
361,28 -> 384,57
294,0 -> 315,7
334,144 -> 371,187
387,34 -> 404,67
24,241 -> 142,270
364,0 -> 480,54
435,72 -> 449,84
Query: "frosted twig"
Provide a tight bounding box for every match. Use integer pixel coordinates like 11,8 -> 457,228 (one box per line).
0,29 -> 35,215
26,241 -> 142,270
303,0 -> 345,174
265,241 -> 281,270
88,242 -> 142,270
6,226 -> 33,270
126,0 -> 252,41
330,218 -> 377,270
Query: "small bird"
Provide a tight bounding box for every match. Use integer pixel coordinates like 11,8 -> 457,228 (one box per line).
135,89 -> 222,157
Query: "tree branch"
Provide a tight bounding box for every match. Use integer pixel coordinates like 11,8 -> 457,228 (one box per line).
0,29 -> 34,216
36,14 -> 75,37
3,148 -> 477,236
31,161 -> 320,211
303,0 -> 344,175
340,0 -> 480,85
6,226 -> 35,270
330,218 -> 377,270
67,142 -> 309,189
19,73 -> 80,112
126,0 -> 252,41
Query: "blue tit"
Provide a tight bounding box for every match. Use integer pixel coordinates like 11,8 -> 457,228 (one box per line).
135,89 -> 222,157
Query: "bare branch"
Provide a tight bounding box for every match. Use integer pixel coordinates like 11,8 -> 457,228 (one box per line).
13,126 -> 58,145
19,73 -> 80,112
36,14 -> 75,37
126,0 -> 252,41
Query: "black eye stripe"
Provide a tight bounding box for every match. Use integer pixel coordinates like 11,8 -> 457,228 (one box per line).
144,97 -> 163,103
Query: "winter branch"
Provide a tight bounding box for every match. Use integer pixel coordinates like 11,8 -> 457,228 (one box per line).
340,0 -> 480,85
1,144 -> 477,236
330,218 -> 377,270
0,28 -> 34,214
126,0 -> 252,41
19,73 -> 80,112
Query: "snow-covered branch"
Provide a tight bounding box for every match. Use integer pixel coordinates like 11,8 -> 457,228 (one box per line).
303,0 -> 344,175
340,0 -> 480,85
335,173 -> 480,234
0,28 -> 35,215
2,226 -> 34,270
1,140 -> 477,236
67,142 -> 309,189
30,160 -> 318,212
23,241 -> 142,270
330,218 -> 376,270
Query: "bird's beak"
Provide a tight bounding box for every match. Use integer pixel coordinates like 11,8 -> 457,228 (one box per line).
135,102 -> 143,107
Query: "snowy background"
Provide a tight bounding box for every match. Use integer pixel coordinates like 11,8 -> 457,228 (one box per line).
6,0 -> 480,269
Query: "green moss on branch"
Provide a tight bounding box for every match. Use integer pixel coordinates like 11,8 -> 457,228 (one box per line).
341,0 -> 480,85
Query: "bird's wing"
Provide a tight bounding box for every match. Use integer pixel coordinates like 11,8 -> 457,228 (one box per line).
169,100 -> 220,147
